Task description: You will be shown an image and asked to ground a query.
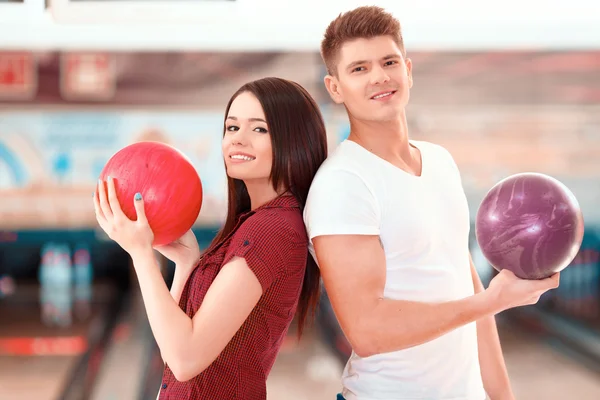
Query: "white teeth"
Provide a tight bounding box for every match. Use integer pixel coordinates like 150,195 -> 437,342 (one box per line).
373,92 -> 393,99
230,154 -> 255,161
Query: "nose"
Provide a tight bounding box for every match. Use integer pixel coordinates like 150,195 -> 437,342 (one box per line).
370,65 -> 390,85
229,126 -> 248,146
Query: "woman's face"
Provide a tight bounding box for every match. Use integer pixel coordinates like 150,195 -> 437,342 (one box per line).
222,91 -> 273,184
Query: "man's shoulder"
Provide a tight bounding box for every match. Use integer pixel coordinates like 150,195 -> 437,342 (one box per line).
305,143 -> 378,210
413,140 -> 458,170
313,141 -> 373,180
412,139 -> 451,156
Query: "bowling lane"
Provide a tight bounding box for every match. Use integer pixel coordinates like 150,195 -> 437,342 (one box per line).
0,281 -> 122,400
262,316 -> 600,400
499,317 -> 600,400
0,356 -> 76,400
89,291 -> 164,400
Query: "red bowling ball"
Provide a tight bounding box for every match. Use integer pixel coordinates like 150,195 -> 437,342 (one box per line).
475,172 -> 584,280
99,141 -> 203,246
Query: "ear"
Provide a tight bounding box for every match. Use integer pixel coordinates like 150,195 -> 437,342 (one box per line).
405,57 -> 413,88
323,74 -> 344,104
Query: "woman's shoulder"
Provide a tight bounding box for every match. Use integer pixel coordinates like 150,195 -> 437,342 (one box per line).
238,207 -> 307,244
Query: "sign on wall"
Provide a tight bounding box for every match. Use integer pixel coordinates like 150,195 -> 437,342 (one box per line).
0,111 -> 228,229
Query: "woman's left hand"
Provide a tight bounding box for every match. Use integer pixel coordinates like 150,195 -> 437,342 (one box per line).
93,176 -> 154,258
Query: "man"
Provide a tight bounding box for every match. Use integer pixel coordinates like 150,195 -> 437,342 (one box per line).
303,6 -> 560,400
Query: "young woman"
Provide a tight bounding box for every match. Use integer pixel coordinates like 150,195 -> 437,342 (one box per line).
93,77 -> 328,400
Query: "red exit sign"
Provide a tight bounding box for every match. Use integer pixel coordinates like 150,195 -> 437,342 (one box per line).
0,52 -> 37,101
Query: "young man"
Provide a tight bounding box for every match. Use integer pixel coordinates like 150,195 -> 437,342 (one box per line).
304,6 -> 560,400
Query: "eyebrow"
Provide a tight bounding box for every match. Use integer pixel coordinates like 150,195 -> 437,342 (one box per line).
226,116 -> 267,123
346,54 -> 401,69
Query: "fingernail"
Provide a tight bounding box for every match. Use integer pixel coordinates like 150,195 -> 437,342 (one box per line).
134,193 -> 142,201
93,192 -> 95,197
107,175 -> 112,180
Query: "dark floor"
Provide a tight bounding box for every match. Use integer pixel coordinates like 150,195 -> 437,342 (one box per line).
2,288 -> 600,400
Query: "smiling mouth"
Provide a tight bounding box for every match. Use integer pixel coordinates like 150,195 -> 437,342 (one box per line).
371,91 -> 396,100
229,154 -> 256,161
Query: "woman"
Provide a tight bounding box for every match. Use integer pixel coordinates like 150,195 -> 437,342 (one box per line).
93,77 -> 328,400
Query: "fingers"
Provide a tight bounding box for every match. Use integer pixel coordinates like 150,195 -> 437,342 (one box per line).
534,272 -> 560,292
500,269 -> 516,278
133,192 -> 148,225
95,176 -> 148,226
98,179 -> 113,220
527,294 -> 541,305
547,272 -> 560,288
93,190 -> 107,226
106,176 -> 129,221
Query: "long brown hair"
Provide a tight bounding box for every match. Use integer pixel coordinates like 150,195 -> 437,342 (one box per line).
209,77 -> 328,338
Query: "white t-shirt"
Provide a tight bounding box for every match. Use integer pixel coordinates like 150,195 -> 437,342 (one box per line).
304,139 -> 486,400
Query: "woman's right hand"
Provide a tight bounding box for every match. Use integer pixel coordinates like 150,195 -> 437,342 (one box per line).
154,229 -> 201,270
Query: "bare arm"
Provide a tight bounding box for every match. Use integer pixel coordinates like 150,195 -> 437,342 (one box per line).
169,262 -> 195,305
470,254 -> 515,400
132,249 -> 262,382
314,234 -> 498,357
153,261 -> 195,364
313,235 -> 558,358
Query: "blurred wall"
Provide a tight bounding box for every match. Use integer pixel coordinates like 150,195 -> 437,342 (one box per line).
0,50 -> 598,231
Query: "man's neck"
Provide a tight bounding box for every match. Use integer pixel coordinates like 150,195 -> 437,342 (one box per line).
347,110 -> 413,166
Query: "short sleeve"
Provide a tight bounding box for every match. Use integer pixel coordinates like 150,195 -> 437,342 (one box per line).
303,168 -> 380,240
223,214 -> 300,292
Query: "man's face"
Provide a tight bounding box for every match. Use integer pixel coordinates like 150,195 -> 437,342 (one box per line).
325,35 -> 413,123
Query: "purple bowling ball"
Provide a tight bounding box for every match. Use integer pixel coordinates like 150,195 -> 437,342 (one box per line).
475,172 -> 584,280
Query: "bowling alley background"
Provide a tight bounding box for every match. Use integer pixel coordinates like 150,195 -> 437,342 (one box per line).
1,20 -> 600,400
2,51 -> 599,227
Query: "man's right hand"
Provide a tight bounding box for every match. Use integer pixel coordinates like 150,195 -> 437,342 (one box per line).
486,269 -> 560,313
